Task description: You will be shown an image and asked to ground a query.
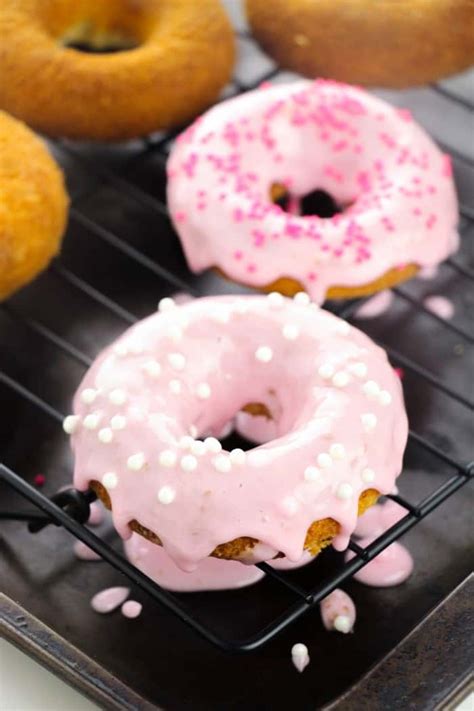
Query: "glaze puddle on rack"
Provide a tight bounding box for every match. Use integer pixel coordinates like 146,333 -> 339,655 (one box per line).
0,2 -> 473,709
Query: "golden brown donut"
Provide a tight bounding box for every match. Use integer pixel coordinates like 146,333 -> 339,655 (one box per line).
246,0 -> 474,88
0,111 -> 68,300
91,479 -> 379,560
0,0 -> 235,140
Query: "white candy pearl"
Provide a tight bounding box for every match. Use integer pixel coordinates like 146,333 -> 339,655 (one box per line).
363,380 -> 380,398
158,297 -> 176,312
332,371 -> 350,388
291,643 -> 308,657
167,325 -> 183,343
157,486 -> 175,505
102,472 -> 118,489
361,467 -> 376,483
255,346 -> 273,363
196,383 -> 211,400
83,413 -> 100,430
334,615 -> 352,633
282,324 -> 300,340
191,440 -> 207,456
98,428 -> 113,443
168,352 -> 186,371
189,425 -> 198,438
304,466 -> 320,482
181,454 -> 198,472
129,342 -> 144,355
317,453 -> 333,469
318,363 -> 335,380
229,448 -> 246,465
379,390 -> 392,406
335,320 -> 351,335
213,455 -> 232,473
169,379 -> 182,394
204,437 -> 222,453
267,292 -> 284,308
63,415 -> 80,434
336,483 -> 353,500
142,360 -> 161,378
110,414 -> 127,430
159,450 -> 177,467
127,452 -> 145,471
211,309 -> 230,324
281,496 -> 299,516
361,413 -> 377,432
350,362 -> 368,378
81,388 -> 97,404
330,443 -> 345,460
109,389 -> 127,405
179,435 -> 194,449
294,292 -> 310,305
114,343 -> 128,357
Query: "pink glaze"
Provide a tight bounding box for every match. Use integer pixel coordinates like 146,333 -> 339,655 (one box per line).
423,295 -> 455,320
87,501 -> 104,526
346,538 -> 414,587
68,294 -> 407,571
74,541 -> 102,561
354,499 -> 406,538
90,586 -> 129,614
291,643 -> 310,673
320,588 -> 356,633
167,80 -> 459,303
354,290 -> 394,319
121,600 -> 142,619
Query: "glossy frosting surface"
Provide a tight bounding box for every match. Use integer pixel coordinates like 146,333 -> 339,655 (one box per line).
69,294 -> 408,571
167,80 -> 458,302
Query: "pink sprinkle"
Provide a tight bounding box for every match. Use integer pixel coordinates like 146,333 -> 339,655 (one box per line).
91,586 -> 130,614
74,541 -> 101,561
121,600 -> 142,619
307,272 -> 317,281
234,250 -> 243,260
397,108 -> 412,122
394,367 -> 405,380
442,154 -> 453,177
247,263 -> 257,273
33,474 -> 45,487
259,81 -> 272,89
175,211 -> 186,223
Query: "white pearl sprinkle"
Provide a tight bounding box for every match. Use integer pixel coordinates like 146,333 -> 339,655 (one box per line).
379,390 -> 392,406
181,454 -> 198,472
191,440 -> 207,456
129,342 -> 144,355
168,352 -> 186,371
281,496 -> 299,516
229,448 -> 246,465
110,414 -> 127,430
350,362 -> 368,378
109,389 -> 127,405
63,415 -> 80,434
336,483 -> 353,500
211,309 -> 230,324
142,360 -> 161,378
330,443 -> 345,460
169,379 -> 182,394
332,371 -> 351,388
233,299 -> 248,314
294,291 -> 310,305
361,413 -> 377,432
267,291 -> 284,308
335,320 -> 351,335
167,325 -> 183,343
81,388 -> 97,404
158,297 -> 176,312
159,450 -> 177,467
98,427 -> 113,443
189,424 -> 198,438
317,452 -> 333,468
255,346 -> 273,363
196,382 -> 211,400
213,454 -> 232,473
334,615 -> 352,633
114,343 -> 128,357
318,363 -> 335,380
204,437 -> 222,453
127,452 -> 146,471
361,467 -> 376,483
291,643 -> 308,657
363,380 -> 380,398
304,466 -> 320,482
83,413 -> 100,430
179,435 -> 194,449
102,472 -> 118,489
282,323 -> 300,340
157,486 -> 175,505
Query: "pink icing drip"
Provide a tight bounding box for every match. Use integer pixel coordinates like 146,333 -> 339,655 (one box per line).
74,541 -> 102,561
354,499 -> 406,538
346,539 -> 414,587
70,295 -> 407,572
91,586 -> 130,614
354,290 -> 394,319
121,600 -> 142,619
423,295 -> 455,320
292,646 -> 310,673
320,588 -> 356,632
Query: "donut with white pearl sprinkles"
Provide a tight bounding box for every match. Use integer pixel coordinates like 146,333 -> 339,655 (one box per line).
167,79 -> 459,303
65,294 -> 407,572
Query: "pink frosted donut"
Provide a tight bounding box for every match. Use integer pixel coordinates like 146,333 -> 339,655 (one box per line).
167,80 -> 459,303
66,294 -> 408,571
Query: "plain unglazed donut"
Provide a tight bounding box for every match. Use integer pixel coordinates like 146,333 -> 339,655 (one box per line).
66,293 -> 407,571
0,0 -> 235,141
167,79 -> 459,304
246,0 -> 474,88
0,111 -> 69,300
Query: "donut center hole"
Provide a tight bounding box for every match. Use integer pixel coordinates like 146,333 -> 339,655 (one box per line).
270,183 -> 344,218
206,402 -> 275,452
60,22 -> 141,53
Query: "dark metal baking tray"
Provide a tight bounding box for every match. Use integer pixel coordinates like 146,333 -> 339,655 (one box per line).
1,8 -> 473,709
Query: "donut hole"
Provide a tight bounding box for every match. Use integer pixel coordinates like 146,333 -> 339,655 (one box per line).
270,182 -> 345,218
60,22 -> 141,53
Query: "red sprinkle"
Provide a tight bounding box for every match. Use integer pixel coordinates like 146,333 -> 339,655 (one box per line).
394,368 -> 405,380
34,474 -> 46,487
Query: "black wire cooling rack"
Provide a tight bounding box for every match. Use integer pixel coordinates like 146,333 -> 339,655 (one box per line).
1,33 -> 473,652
